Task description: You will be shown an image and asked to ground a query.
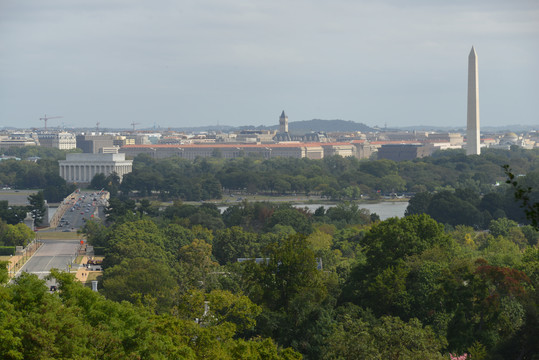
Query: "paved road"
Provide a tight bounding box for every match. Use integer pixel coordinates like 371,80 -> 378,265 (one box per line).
0,189 -> 37,205
54,191 -> 106,231
9,191 -> 108,288
19,239 -> 81,280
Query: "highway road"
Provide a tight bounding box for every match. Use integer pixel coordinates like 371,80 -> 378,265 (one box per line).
54,191 -> 106,231
19,239 -> 81,279
13,191 -> 108,287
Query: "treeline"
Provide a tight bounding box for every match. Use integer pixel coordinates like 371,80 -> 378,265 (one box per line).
0,192 -> 48,227
0,270 -> 300,359
98,147 -> 539,201
406,170 -> 539,229
2,146 -> 538,204
1,146 -> 538,358
61,198 -> 539,358
0,221 -> 34,248
0,147 -> 77,202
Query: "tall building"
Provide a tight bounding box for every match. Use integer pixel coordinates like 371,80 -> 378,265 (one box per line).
467,46 -> 480,155
37,132 -> 77,150
279,110 -> 288,133
76,134 -> 114,153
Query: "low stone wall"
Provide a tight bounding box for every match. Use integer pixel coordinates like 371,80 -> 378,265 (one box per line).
7,241 -> 42,278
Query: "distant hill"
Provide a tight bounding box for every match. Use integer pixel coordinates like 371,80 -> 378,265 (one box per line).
287,119 -> 375,134
237,119 -> 375,134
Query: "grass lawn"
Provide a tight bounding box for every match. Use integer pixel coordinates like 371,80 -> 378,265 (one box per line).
86,272 -> 102,282
0,256 -> 12,261
37,231 -> 82,240
82,272 -> 102,286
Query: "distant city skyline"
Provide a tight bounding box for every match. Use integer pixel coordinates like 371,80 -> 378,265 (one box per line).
1,0 -> 538,129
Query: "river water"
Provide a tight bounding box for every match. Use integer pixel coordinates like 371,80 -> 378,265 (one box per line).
219,201 -> 409,221
294,202 -> 409,220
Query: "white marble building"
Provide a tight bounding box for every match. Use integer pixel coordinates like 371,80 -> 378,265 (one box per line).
37,132 -> 77,150
59,153 -> 132,183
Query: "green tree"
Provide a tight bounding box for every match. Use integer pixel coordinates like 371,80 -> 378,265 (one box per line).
161,223 -> 196,253
104,197 -> 136,223
488,217 -> 519,238
504,166 -> 539,230
204,289 -> 262,334
325,203 -> 371,226
27,191 -> 46,226
0,201 -> 27,225
1,273 -> 91,359
90,172 -> 107,190
101,257 -> 178,313
405,192 -> 433,216
177,238 -> 218,292
248,234 -> 326,310
0,269 -> 301,359
0,261 -> 8,284
105,172 -> 121,197
213,226 -> 259,265
102,219 -> 168,268
360,159 -> 398,178
325,314 -> 446,360
79,219 -> 108,247
378,174 -> 406,193
362,214 -> 452,273
2,223 -> 35,247
426,191 -> 482,228
266,207 -> 312,235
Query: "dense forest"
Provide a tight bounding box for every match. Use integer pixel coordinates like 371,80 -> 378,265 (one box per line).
2,146 -> 538,204
111,147 -> 538,202
1,146 -> 538,358
2,195 -> 537,358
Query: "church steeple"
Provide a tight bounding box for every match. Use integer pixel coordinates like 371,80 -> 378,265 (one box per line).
279,110 -> 288,133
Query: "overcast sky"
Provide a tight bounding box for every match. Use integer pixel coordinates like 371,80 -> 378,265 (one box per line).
1,0 -> 538,130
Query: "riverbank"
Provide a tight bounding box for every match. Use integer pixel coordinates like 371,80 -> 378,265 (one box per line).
180,194 -> 410,207
181,196 -> 410,221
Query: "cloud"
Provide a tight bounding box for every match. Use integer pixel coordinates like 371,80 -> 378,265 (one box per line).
0,0 -> 538,128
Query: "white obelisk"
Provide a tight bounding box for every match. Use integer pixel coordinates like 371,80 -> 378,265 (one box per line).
466,46 -> 480,155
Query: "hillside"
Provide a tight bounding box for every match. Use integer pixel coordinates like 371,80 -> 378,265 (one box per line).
238,119 -> 375,134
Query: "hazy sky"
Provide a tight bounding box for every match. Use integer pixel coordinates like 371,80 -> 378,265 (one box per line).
1,0 -> 538,130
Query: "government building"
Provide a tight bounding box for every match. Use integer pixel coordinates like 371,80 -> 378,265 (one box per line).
58,152 -> 133,183
37,132 -> 77,150
119,141 -> 374,160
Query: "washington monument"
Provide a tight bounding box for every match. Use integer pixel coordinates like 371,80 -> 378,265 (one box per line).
467,46 -> 480,155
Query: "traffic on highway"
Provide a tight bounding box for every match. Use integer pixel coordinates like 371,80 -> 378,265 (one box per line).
55,191 -> 107,231
11,191 -> 108,287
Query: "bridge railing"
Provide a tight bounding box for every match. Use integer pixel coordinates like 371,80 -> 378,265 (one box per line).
49,190 -> 81,228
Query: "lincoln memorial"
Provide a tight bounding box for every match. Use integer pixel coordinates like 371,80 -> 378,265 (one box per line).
59,153 -> 133,183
